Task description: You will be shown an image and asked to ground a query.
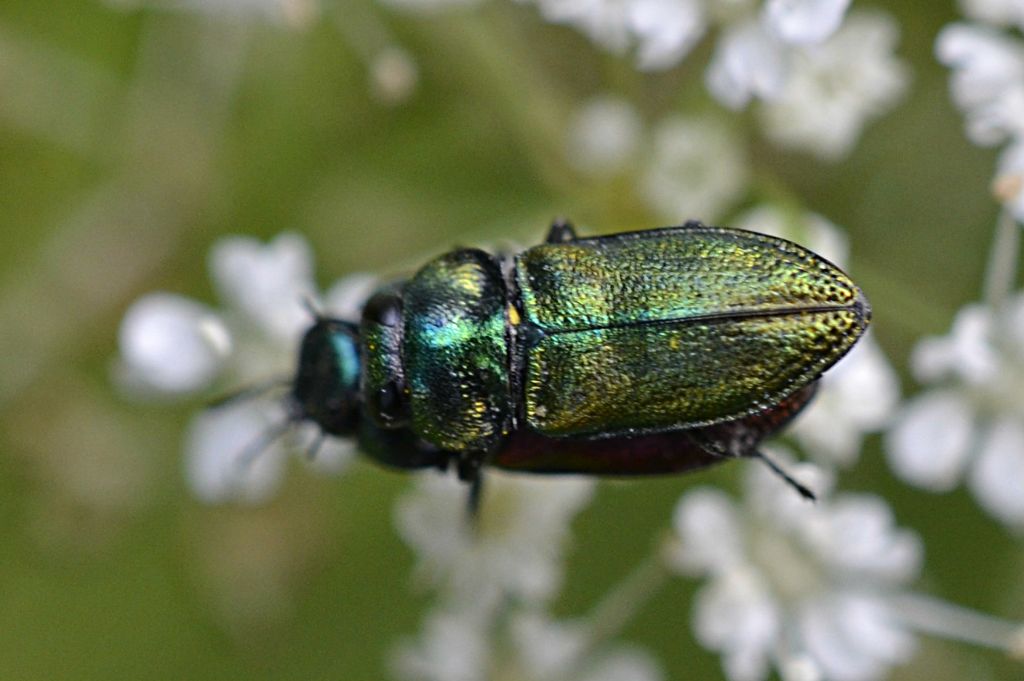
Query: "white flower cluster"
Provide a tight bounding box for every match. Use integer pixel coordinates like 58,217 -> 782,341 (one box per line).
544,1 -> 908,158
116,233 -> 374,503
672,450 -> 1024,680
394,608 -> 663,681
567,98 -> 749,221
886,295 -> 1024,530
937,2 -> 1024,220
671,453 -> 923,681
392,472 -> 664,681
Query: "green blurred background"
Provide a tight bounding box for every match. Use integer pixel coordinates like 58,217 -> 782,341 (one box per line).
0,1 -> 1020,679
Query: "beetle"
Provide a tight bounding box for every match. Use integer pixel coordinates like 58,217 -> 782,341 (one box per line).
284,220 -> 870,507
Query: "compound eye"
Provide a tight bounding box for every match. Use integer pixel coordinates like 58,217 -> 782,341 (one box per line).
376,380 -> 410,426
362,289 -> 403,328
360,284 -> 411,429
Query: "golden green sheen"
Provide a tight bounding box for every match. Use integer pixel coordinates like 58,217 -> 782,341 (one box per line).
403,249 -> 511,452
517,227 -> 859,330
515,226 -> 869,436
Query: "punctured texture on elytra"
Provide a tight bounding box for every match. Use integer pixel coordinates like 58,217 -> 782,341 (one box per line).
515,226 -> 869,438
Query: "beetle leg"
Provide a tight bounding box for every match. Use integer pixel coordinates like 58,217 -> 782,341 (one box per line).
466,473 -> 485,521
753,450 -> 817,501
546,219 -> 578,243
455,452 -> 483,482
454,454 -> 487,522
685,430 -> 817,501
304,430 -> 327,460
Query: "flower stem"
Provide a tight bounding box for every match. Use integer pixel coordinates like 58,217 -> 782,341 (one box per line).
583,536 -> 672,649
892,591 -> 1024,657
983,208 -> 1020,310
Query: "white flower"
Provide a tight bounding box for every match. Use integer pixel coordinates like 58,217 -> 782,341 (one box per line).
706,18 -> 788,109
115,233 -> 368,502
392,608 -> 663,681
936,22 -> 1024,147
886,296 -> 1024,529
639,115 -> 748,221
759,11 -> 909,160
886,391 -> 974,491
762,0 -> 851,45
670,454 -> 923,681
394,471 -> 595,614
392,609 -> 491,681
960,0 -> 1024,32
705,2 -> 866,112
118,293 -> 232,395
210,232 -> 316,346
628,0 -> 706,70
566,96 -> 644,176
509,612 -> 664,681
936,13 -> 1024,216
185,401 -> 289,504
969,416 -> 1024,524
527,0 -> 706,71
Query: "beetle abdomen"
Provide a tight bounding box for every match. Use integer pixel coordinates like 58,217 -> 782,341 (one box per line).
492,383 -> 817,475
515,225 -> 869,438
403,248 -> 512,452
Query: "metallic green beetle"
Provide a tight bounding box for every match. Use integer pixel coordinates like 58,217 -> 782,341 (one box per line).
290,220 -> 870,504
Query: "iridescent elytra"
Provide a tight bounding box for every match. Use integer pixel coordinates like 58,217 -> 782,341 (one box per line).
284,220 -> 870,506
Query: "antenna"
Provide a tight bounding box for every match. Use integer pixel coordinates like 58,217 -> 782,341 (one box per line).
301,295 -> 324,321
234,417 -> 293,472
206,377 -> 291,410
304,430 -> 327,461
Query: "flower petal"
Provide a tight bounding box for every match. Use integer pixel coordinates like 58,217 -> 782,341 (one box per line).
799,593 -> 915,681
913,304 -> 1000,386
763,0 -> 852,45
566,97 -> 644,176
968,417 -> 1024,528
394,472 -> 595,612
885,391 -> 975,491
184,402 -> 287,504
324,273 -> 379,321
210,232 -> 317,344
936,23 -> 1024,146
670,487 -> 745,574
628,0 -> 706,71
638,115 -> 748,221
694,568 -> 780,681
758,11 -> 908,160
391,608 -> 490,681
816,494 -> 923,582
510,612 -> 587,679
706,20 -> 787,109
117,293 -> 231,395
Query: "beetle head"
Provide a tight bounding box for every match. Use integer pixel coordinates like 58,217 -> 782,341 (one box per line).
291,318 -> 361,436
